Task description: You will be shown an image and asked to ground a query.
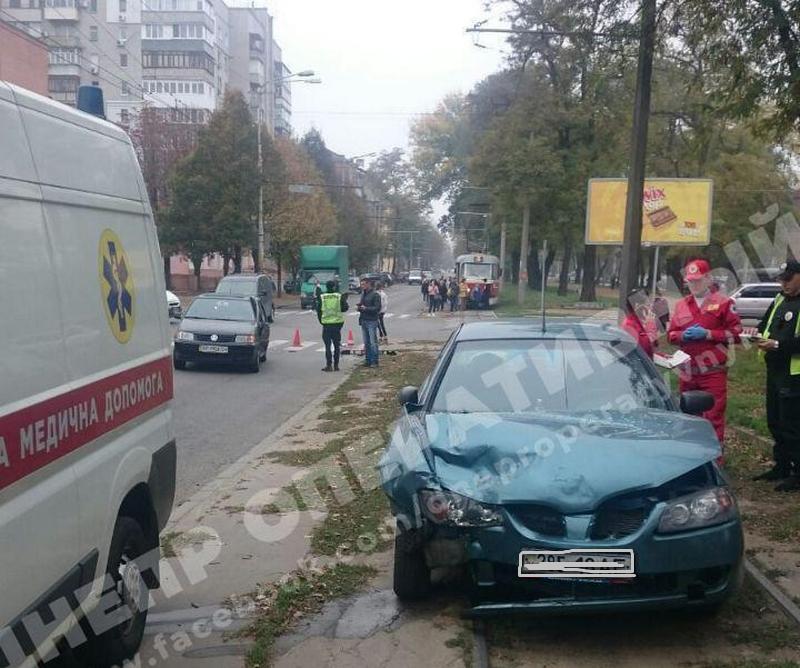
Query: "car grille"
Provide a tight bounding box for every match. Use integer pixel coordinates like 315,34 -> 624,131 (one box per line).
508,505 -> 566,537
194,334 -> 236,343
589,506 -> 651,540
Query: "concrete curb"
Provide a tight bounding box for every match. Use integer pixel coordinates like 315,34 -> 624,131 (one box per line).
167,370 -> 353,529
745,558 -> 800,626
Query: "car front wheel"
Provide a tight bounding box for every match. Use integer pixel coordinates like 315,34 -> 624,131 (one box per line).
248,349 -> 260,373
80,516 -> 149,667
393,529 -> 431,601
173,356 -> 186,370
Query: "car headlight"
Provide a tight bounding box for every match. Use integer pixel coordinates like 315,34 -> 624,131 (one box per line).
657,487 -> 737,534
176,331 -> 194,341
235,334 -> 256,343
419,489 -> 503,528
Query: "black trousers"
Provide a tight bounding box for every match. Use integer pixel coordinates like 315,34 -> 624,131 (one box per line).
322,324 -> 343,367
378,313 -> 387,338
766,370 -> 800,472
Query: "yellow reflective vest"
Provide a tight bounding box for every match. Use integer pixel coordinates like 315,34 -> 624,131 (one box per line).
761,293 -> 800,375
320,292 -> 345,325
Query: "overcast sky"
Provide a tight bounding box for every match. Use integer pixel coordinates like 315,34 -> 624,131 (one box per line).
265,0 -> 508,161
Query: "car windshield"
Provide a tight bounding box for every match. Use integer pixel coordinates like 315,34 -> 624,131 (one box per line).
462,263 -> 496,280
430,339 -> 670,414
302,270 -> 336,284
216,279 -> 257,296
185,298 -> 254,322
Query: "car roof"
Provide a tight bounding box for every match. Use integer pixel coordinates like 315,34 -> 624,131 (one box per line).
196,293 -> 251,301
454,318 -> 629,343
736,282 -> 781,288
218,274 -> 262,282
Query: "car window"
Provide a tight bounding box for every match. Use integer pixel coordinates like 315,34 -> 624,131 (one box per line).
185,298 -> 255,321
738,287 -> 758,298
757,286 -> 781,299
217,279 -> 257,296
430,339 -> 669,414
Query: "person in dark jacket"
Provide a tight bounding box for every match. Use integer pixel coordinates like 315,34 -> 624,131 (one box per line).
358,278 -> 382,367
750,260 -> 800,490
316,279 -> 348,372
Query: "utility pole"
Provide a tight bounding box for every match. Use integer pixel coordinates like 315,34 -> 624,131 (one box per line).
518,203 -> 531,305
499,218 -> 507,284
618,0 -> 657,313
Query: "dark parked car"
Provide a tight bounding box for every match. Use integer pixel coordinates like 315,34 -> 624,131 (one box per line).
380,320 -> 743,614
216,273 -> 275,322
283,278 -> 298,294
173,295 -> 270,372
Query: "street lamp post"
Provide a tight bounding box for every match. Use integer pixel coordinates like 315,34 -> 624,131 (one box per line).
252,70 -> 320,272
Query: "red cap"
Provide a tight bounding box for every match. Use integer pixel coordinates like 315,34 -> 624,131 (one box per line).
684,259 -> 710,281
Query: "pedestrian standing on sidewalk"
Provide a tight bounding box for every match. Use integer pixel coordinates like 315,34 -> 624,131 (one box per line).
427,280 -> 439,316
459,278 -> 469,311
377,281 -> 389,343
421,278 -> 429,305
316,279 -> 348,372
358,278 -> 381,367
667,258 -> 742,444
621,291 -> 658,359
449,280 -> 458,312
750,260 -> 800,491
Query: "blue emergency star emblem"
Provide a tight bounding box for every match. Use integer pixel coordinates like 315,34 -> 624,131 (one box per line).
98,229 -> 135,343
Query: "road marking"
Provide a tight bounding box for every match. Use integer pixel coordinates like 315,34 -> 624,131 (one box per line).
384,313 -> 395,319
269,339 -> 289,348
347,311 -> 359,317
399,314 -> 411,319
315,347 -> 326,352
287,341 -> 318,352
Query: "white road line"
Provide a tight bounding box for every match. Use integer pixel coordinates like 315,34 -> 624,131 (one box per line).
347,311 -> 359,317
287,341 -> 319,352
384,313 -> 395,319
269,339 -> 289,348
399,314 -> 412,319
315,347 -> 326,352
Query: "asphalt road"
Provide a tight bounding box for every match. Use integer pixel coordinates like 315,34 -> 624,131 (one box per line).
170,284 -> 468,504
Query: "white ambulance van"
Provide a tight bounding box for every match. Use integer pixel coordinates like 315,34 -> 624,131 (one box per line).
0,82 -> 175,666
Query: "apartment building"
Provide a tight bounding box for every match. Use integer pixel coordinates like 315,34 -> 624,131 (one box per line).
0,0 -> 291,132
0,19 -> 48,94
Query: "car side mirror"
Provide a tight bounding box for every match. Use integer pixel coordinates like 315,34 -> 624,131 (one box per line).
398,386 -> 419,407
680,390 -> 714,416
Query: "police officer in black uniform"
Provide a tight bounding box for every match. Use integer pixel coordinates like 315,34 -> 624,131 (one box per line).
751,260 -> 800,491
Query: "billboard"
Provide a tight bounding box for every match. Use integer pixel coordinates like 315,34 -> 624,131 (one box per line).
585,178 -> 713,246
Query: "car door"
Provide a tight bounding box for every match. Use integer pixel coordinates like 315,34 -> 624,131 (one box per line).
257,302 -> 270,353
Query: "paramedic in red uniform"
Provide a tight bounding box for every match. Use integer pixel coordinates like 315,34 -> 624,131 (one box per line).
668,259 -> 742,443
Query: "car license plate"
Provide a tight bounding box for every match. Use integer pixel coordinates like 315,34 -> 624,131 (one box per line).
198,344 -> 228,354
519,549 -> 634,578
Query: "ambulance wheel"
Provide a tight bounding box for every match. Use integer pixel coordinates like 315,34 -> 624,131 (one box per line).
82,516 -> 149,667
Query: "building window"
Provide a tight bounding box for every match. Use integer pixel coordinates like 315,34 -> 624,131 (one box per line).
10,0 -> 21,8
49,48 -> 80,65
197,82 -> 203,94
89,25 -> 98,41
121,81 -> 129,95
89,0 -> 96,11
119,0 -> 126,11
120,53 -> 127,67
119,27 -> 126,40
120,109 -> 129,124
169,82 -> 176,93
48,75 -> 79,93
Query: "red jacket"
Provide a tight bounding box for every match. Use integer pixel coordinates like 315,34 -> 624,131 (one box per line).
667,291 -> 742,372
622,313 -> 657,358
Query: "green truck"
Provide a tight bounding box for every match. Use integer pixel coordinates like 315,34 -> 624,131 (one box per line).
299,245 -> 350,309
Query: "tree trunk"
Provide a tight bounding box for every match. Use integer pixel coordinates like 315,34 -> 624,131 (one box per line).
276,256 -> 282,297
252,248 -> 260,274
574,252 -> 583,284
163,255 -> 171,289
558,243 -> 572,296
233,246 -> 242,274
517,203 -> 531,305
510,249 -> 520,284
580,245 -> 596,301
222,252 -> 231,277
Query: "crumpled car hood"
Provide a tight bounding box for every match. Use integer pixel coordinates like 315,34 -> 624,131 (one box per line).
380,410 -> 720,515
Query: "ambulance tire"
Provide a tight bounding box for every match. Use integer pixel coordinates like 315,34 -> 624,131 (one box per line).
82,516 -> 149,667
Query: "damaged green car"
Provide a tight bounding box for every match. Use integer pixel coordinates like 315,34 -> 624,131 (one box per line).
379,320 -> 743,615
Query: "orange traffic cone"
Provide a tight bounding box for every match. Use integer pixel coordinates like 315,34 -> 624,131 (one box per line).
288,327 -> 303,351
346,329 -> 354,348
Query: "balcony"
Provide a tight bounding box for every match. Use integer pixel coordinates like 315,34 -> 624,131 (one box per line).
44,5 -> 79,20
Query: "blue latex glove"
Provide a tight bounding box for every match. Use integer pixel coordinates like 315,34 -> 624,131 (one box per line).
682,324 -> 709,341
